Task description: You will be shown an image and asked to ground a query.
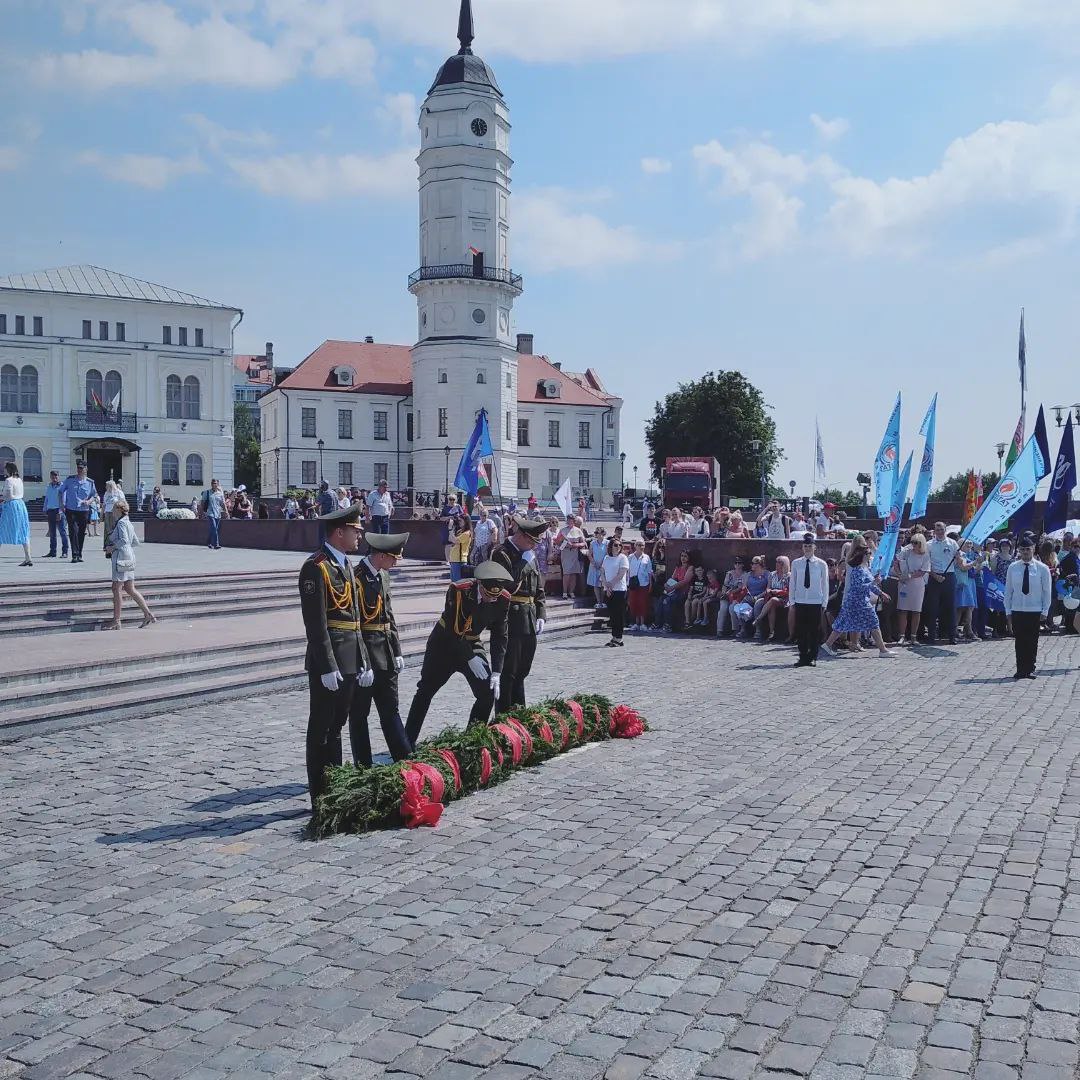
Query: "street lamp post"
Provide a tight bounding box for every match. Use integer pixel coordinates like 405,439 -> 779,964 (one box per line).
857,471 -> 872,509
316,438 -> 325,484
444,445 -> 451,497
788,480 -> 796,504
619,452 -> 626,492
1050,405 -> 1080,428
995,441 -> 1007,476
274,447 -> 280,497
749,439 -> 765,509
633,465 -> 638,493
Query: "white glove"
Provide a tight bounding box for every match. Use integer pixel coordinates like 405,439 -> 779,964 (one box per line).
358,668 -> 375,688
489,672 -> 501,693
467,656 -> 491,681
536,618 -> 546,636
394,655 -> 405,672
321,671 -> 343,692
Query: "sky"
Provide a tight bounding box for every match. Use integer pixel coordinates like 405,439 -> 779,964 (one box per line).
3,0 -> 1080,499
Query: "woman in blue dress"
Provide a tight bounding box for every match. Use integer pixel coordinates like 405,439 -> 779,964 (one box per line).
954,539 -> 981,641
0,461 -> 33,566
822,540 -> 895,658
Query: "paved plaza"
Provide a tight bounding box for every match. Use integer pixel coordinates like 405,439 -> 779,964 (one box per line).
3,633 -> 1080,1080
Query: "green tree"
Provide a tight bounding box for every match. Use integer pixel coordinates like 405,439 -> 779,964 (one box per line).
645,371 -> 782,501
233,401 -> 261,494
931,471 -> 999,502
813,487 -> 866,508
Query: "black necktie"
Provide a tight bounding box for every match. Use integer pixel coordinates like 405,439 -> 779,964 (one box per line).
804,560 -> 811,589
1022,564 -> 1030,595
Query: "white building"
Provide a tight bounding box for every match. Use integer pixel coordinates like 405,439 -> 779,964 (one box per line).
258,0 -> 622,501
0,265 -> 240,501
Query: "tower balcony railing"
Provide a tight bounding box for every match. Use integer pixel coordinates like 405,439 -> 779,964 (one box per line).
70,408 -> 138,434
408,264 -> 523,291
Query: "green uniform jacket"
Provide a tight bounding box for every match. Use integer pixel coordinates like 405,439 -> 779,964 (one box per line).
298,547 -> 370,676
354,556 -> 402,673
436,580 -> 510,672
492,538 -> 546,637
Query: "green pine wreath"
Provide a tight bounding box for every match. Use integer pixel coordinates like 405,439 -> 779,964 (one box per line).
311,694 -> 647,837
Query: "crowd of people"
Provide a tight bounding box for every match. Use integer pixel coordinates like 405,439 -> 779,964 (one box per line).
630,499 -> 853,543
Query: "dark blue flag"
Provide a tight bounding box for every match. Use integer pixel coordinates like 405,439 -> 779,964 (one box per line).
1012,404 -> 1050,534
982,568 -> 1006,613
454,408 -> 494,497
1044,415 -> 1076,534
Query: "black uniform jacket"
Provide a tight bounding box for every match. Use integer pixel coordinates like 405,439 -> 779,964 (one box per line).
298,546 -> 369,676
436,580 -> 510,673
491,538 -> 546,637
353,556 -> 403,672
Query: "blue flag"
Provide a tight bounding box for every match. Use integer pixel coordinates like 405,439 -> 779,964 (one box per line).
454,408 -> 494,497
1044,415 -> 1076,534
871,452 -> 913,580
982,568 -> 1006,613
961,431 -> 1047,547
874,393 -> 901,517
1011,405 -> 1050,534
910,394 -> 937,521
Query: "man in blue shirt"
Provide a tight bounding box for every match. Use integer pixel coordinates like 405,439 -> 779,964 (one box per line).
59,461 -> 97,562
41,469 -> 69,558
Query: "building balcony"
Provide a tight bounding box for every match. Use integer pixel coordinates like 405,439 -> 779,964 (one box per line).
69,409 -> 138,434
408,264 -> 523,293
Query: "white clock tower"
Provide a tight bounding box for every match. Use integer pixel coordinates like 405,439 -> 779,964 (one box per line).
409,0 -> 522,496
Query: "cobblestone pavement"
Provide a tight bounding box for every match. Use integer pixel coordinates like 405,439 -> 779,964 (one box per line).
3,633 -> 1080,1080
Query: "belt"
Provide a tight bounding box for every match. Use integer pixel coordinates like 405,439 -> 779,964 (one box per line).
326,619 -> 360,631
510,596 -> 534,605
360,622 -> 392,632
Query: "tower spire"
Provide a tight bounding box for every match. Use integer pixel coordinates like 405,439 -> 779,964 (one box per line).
457,0 -> 474,55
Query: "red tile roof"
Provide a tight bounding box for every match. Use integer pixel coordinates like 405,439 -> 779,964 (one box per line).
233,353 -> 274,385
274,340 -> 613,407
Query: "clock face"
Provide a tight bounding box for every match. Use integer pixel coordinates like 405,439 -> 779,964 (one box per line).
471,118 -> 488,137
472,308 -> 486,324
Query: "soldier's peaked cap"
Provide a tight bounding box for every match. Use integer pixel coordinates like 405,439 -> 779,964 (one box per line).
474,560 -> 514,586
319,503 -> 363,526
512,515 -> 547,538
366,532 -> 409,556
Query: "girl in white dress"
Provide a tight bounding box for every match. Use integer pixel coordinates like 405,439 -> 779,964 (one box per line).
104,499 -> 156,629
0,462 -> 32,566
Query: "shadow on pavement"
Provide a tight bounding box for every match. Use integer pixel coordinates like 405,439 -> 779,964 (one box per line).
186,783 -> 307,812
97,807 -> 308,845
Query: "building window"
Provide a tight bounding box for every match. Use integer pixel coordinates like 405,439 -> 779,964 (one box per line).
0,366 -> 16,412
86,369 -> 103,409
407,463 -> 414,488
548,469 -> 560,488
607,412 -> 615,428
605,439 -> 615,458
0,315 -> 6,333
302,460 -> 317,485
374,411 -> 388,440
22,447 -> 42,482
339,461 -> 353,486
338,409 -> 353,440
373,462 -> 388,484
517,468 -> 529,490
578,421 -> 591,449
505,372 -> 512,388
182,375 -> 200,419
32,317 -> 42,337
301,407 -> 317,438
506,411 -> 513,443
438,369 -> 448,384
548,420 -> 560,447
194,328 -> 204,347
166,374 -> 181,418
476,371 -> 486,384
162,452 -> 180,486
162,325 -> 172,344
82,320 -> 91,339
579,469 -> 590,490
438,408 -> 448,438
0,445 -> 13,471
178,327 -> 188,347
406,413 -> 414,442
99,321 -> 108,340
103,370 -> 122,411
14,315 -> 25,335
185,453 -> 203,485
19,366 -> 38,413
517,419 -> 529,446
116,322 -> 125,342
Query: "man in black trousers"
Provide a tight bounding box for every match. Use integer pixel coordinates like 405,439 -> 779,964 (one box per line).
789,533 -> 829,666
1004,534 -> 1052,679
923,521 -> 959,645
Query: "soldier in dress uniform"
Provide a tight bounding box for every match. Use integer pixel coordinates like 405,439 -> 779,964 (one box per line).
298,503 -> 374,809
348,532 -> 414,767
404,560 -> 513,745
491,515 -> 548,713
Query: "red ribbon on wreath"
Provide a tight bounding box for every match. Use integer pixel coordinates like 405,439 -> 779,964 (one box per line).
609,704 -> 645,739
553,711 -> 571,748
504,717 -> 534,759
567,699 -> 585,739
399,763 -> 444,828
436,749 -> 462,792
480,747 -> 493,785
493,723 -> 524,765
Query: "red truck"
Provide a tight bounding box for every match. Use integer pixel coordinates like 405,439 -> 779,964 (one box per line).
662,457 -> 720,511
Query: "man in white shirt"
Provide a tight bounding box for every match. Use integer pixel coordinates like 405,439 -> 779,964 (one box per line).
667,508 -> 690,540
366,481 -> 394,534
789,533 -> 829,666
924,521 -> 959,645
687,506 -> 711,538
658,508 -> 675,539
1004,533 -> 1052,679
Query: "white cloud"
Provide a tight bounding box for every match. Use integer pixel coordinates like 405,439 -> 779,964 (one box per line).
225,148 -> 416,201
379,92 -> 418,141
185,113 -> 275,153
640,157 -> 672,175
0,147 -> 26,172
810,113 -> 850,141
77,149 -> 207,188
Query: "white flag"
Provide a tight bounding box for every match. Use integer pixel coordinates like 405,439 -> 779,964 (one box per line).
554,477 -> 573,518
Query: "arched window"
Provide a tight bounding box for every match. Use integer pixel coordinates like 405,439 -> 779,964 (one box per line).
0,446 -> 14,471
0,365 -> 16,412
162,452 -> 179,486
185,453 -> 203,485
103,370 -> 122,412
182,376 -> 200,420
85,369 -> 103,409
19,366 -> 38,413
22,447 -> 42,482
166,375 -> 182,418
476,371 -> 486,384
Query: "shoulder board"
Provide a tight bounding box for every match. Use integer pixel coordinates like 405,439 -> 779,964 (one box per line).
311,552 -> 328,564
453,580 -> 474,591
499,589 -> 512,601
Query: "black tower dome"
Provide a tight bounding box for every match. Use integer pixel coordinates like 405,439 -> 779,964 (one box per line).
429,0 -> 502,96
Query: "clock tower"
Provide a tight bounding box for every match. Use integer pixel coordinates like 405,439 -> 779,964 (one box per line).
409,0 -> 523,496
